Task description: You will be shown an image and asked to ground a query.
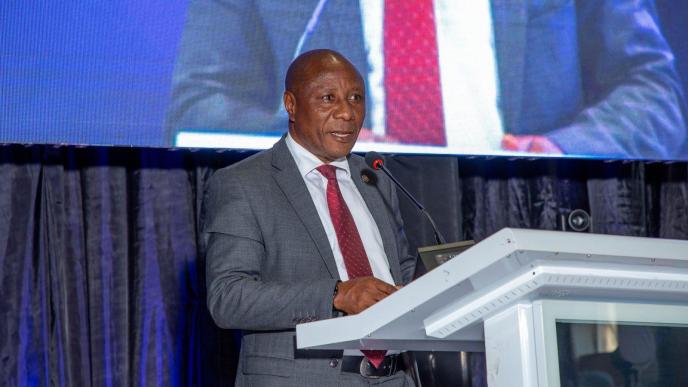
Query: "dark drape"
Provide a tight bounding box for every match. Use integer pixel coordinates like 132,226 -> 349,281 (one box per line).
1,144 -> 686,386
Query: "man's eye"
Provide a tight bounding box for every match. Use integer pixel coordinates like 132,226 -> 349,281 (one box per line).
321,95 -> 334,102
349,94 -> 363,101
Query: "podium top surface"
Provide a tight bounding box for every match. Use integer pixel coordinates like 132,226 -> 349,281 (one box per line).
296,228 -> 688,351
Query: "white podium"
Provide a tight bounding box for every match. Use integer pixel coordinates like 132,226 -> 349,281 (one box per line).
296,228 -> 688,387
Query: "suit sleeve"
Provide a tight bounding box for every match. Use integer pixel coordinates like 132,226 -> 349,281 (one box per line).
204,170 -> 338,330
166,0 -> 282,142
545,0 -> 686,159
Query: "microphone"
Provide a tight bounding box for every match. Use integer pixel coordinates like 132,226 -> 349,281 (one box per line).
292,0 -> 330,60
364,151 -> 447,245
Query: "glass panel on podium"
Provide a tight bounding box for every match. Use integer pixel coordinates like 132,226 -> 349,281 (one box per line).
537,300 -> 688,387
556,322 -> 688,387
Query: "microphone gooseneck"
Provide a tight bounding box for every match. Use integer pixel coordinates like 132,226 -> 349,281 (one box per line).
292,0 -> 330,60
364,151 -> 447,245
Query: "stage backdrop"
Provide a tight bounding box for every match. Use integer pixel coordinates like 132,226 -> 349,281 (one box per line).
1,144 -> 686,386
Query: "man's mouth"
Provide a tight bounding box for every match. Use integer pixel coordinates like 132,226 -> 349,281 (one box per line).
329,131 -> 356,140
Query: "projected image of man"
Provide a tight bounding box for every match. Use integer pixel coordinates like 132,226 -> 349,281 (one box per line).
169,0 -> 686,159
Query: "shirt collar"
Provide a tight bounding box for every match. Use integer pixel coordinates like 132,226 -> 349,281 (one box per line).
285,132 -> 351,178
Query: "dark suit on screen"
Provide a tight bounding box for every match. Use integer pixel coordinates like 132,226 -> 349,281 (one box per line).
169,0 -> 686,159
204,136 -> 417,386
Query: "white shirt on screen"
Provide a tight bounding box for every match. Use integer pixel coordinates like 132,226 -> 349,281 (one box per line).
359,0 -> 504,153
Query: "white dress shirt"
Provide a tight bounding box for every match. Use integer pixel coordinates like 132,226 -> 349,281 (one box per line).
286,133 -> 401,357
285,133 -> 395,286
359,0 -> 504,153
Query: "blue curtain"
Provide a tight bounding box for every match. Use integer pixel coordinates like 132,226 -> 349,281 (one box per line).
1,144 -> 686,386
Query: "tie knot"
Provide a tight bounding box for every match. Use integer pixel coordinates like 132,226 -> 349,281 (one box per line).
317,164 -> 337,180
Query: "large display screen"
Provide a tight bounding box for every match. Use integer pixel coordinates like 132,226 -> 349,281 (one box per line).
2,1 -> 687,160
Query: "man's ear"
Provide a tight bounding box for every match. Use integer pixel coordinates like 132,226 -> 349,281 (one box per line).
283,91 -> 296,123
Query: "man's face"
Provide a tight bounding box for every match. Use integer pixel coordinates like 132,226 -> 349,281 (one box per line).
284,61 -> 365,163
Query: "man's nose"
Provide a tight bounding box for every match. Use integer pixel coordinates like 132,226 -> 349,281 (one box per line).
333,100 -> 354,120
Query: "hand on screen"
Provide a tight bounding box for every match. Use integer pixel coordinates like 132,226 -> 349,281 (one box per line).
333,276 -> 398,315
502,134 -> 563,155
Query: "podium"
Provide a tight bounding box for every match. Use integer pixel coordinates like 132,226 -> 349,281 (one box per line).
296,228 -> 688,386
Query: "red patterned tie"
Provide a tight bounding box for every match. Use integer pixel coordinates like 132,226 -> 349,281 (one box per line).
317,165 -> 386,368
384,0 -> 446,146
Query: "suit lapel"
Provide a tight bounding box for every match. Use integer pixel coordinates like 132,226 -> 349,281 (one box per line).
271,138 -> 340,279
491,0 -> 528,133
349,157 -> 403,285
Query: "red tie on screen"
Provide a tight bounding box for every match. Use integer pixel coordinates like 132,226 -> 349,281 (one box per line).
317,165 -> 386,368
384,0 -> 446,146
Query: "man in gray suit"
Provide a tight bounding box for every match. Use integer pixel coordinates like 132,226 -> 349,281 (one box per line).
204,49 -> 417,386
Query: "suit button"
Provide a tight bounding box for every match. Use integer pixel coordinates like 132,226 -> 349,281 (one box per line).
329,359 -> 339,368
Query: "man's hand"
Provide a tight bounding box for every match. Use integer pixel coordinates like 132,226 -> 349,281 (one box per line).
502,134 -> 563,154
333,277 -> 399,315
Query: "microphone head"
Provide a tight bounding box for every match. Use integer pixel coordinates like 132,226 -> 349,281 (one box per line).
364,151 -> 384,170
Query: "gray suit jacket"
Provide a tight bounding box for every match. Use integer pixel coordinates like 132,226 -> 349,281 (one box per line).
204,137 -> 416,386
169,0 -> 686,159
